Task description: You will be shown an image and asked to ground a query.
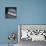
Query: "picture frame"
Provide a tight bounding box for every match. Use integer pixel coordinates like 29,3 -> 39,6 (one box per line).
5,7 -> 17,18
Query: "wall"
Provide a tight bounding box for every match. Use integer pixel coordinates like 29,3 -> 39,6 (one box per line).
20,0 -> 46,24
0,0 -> 46,44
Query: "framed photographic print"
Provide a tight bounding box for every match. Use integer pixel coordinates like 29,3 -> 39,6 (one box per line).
5,7 -> 16,18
